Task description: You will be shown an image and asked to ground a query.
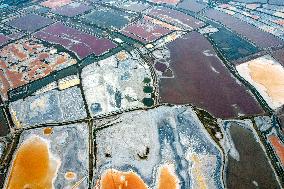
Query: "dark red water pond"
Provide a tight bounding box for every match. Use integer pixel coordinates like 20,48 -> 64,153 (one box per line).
159,32 -> 264,118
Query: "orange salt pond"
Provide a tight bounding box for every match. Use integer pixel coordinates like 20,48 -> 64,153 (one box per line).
249,63 -> 284,98
96,169 -> 148,189
44,127 -> 53,135
248,59 -> 284,106
116,51 -> 128,61
65,171 -> 77,180
268,135 -> 284,165
236,55 -> 284,109
158,165 -> 179,189
6,136 -> 60,189
96,165 -> 179,189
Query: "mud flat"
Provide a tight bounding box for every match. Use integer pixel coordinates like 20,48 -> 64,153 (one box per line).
159,31 -> 264,118
236,55 -> 284,109
225,123 -> 280,189
0,108 -> 10,136
0,141 -> 7,186
94,105 -> 224,188
276,106 -> 284,129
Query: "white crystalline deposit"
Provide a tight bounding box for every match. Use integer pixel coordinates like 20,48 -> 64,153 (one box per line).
9,86 -> 87,128
0,142 -> 5,158
82,51 -> 153,116
95,105 -> 224,188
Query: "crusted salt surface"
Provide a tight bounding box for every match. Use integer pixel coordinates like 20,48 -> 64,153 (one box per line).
199,25 -> 219,34
82,51 -> 153,116
219,126 -> 240,161
219,119 -> 255,161
6,123 -> 89,189
9,87 -> 87,127
0,142 -> 4,158
95,105 -> 224,189
254,116 -> 273,132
